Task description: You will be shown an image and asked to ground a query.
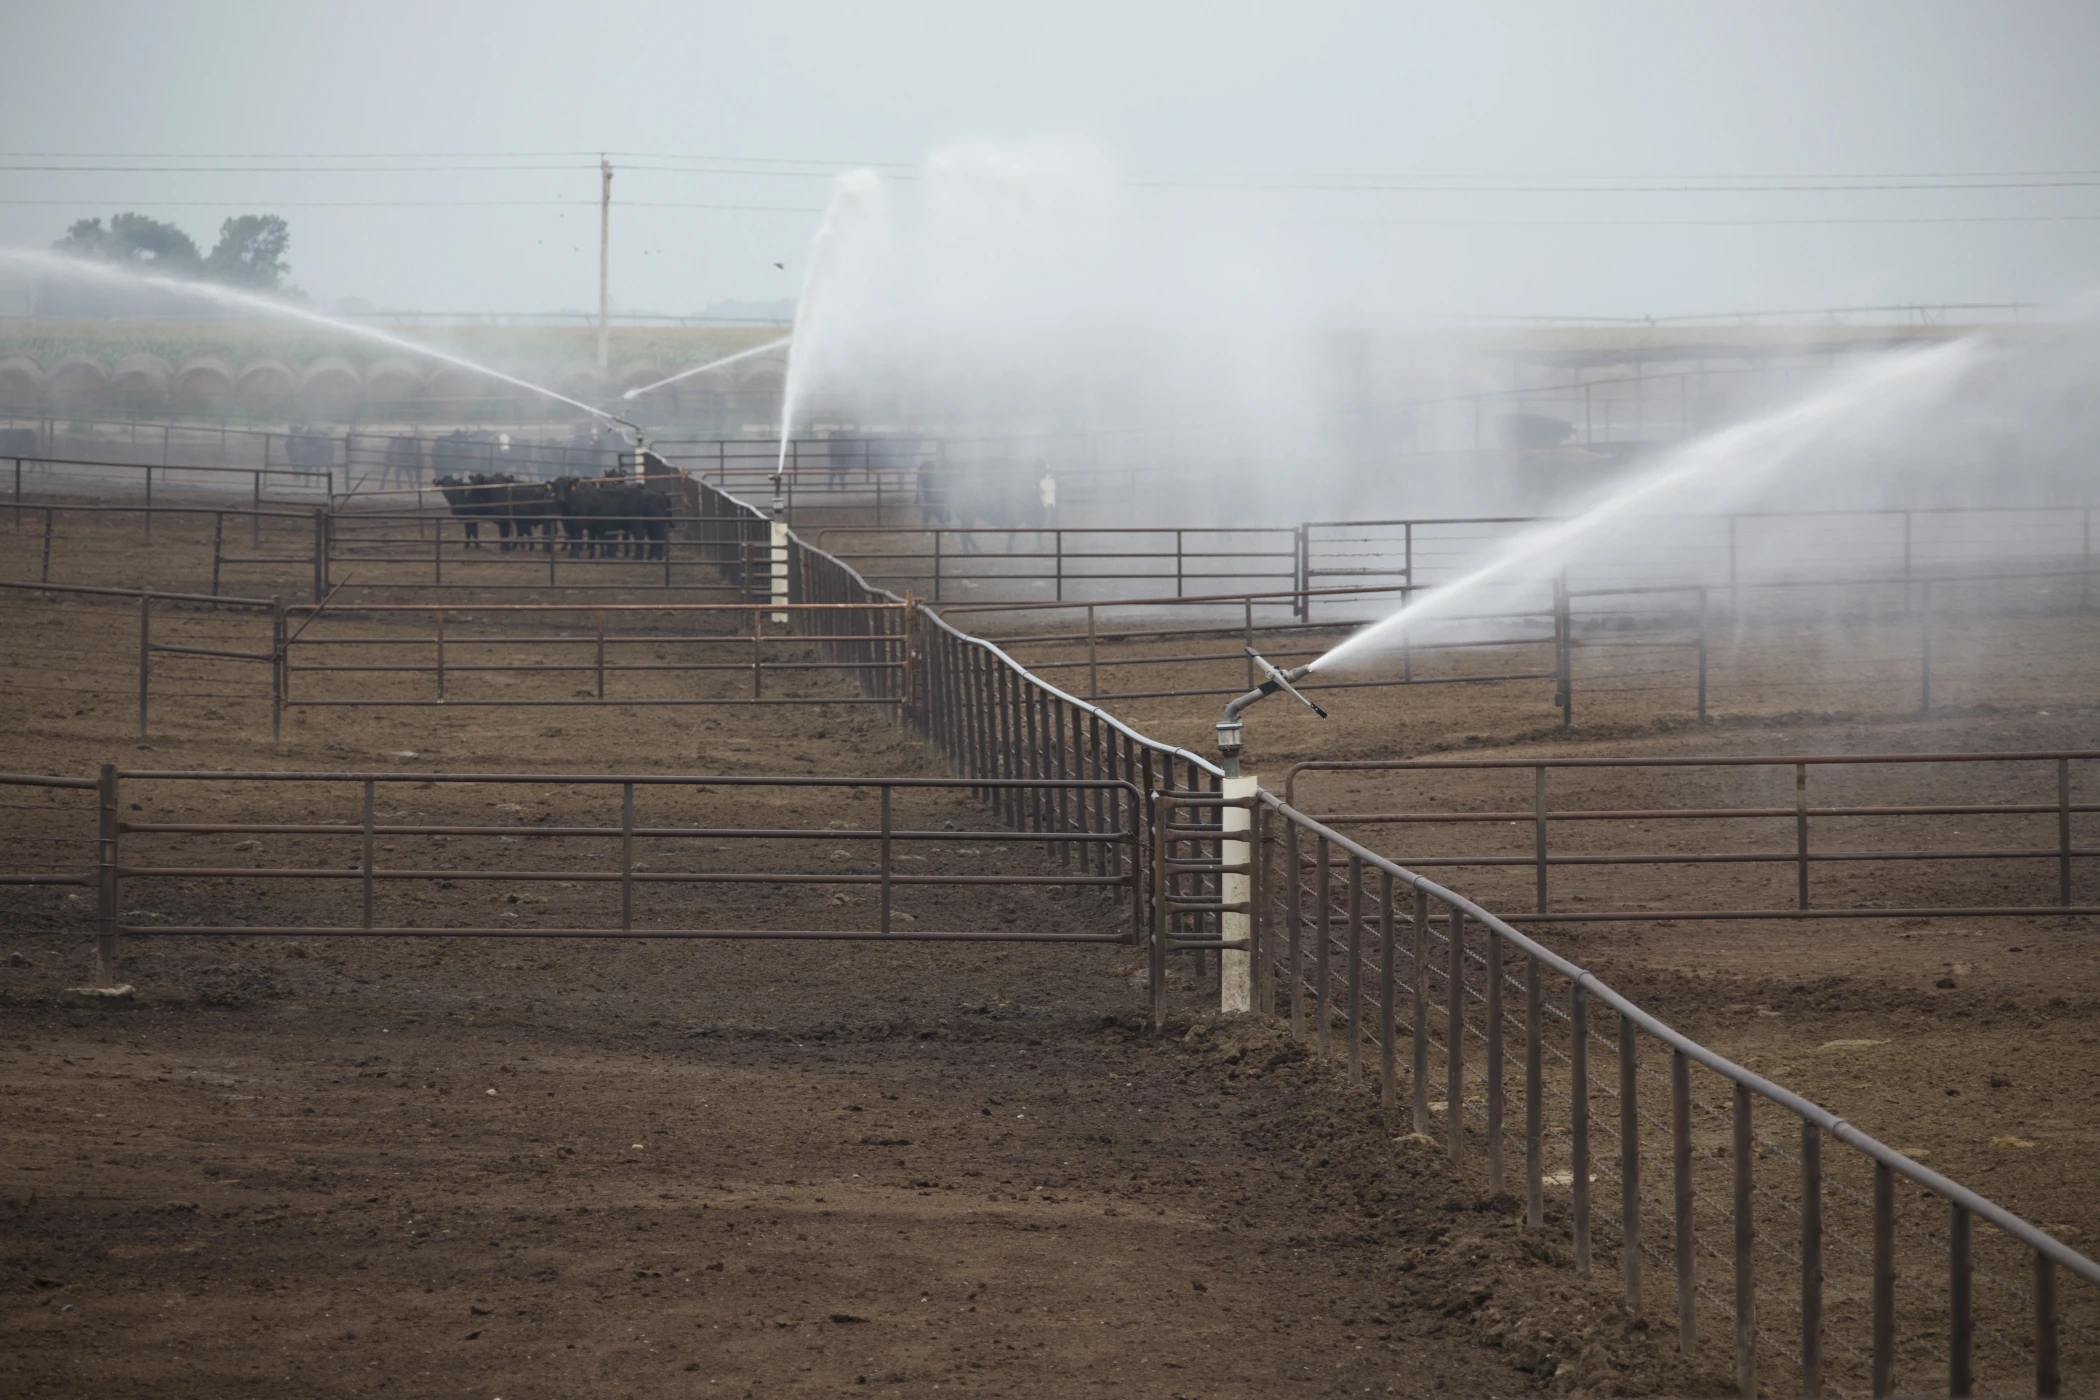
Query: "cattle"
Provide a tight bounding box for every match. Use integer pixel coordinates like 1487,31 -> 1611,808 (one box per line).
916,460 -> 1040,554
284,426 -> 336,469
382,435 -> 423,490
551,476 -> 673,559
478,474 -> 559,550
0,426 -> 37,458
432,474 -> 491,546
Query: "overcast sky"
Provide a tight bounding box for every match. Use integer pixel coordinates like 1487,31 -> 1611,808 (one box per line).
6,0 -> 2098,322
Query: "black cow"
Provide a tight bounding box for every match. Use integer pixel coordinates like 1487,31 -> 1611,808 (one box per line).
480,474 -> 559,550
0,426 -> 38,457
382,435 -> 423,490
285,427 -> 336,469
433,474 -> 491,546
552,477 -> 673,559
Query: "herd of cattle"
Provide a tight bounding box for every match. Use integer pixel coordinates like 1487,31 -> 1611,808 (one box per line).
433,473 -> 676,558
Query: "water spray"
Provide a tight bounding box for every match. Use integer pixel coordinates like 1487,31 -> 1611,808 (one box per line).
1,249 -> 619,425
620,336 -> 794,402
1216,648 -> 1327,778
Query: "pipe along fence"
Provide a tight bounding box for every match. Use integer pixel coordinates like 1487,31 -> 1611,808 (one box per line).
7,472 -> 2099,1396
1284,752 -> 2100,922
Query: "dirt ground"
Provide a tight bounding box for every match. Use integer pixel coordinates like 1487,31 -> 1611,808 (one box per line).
3,492 -> 2097,1397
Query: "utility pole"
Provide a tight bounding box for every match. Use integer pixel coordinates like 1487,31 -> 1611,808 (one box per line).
597,155 -> 613,371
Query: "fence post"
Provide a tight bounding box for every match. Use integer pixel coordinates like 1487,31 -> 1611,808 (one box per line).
596,608 -> 609,700
1344,855 -> 1364,1078
1572,982 -> 1590,1272
41,507 -> 53,582
1086,604 -> 1099,700
1314,837 -> 1331,1056
143,466 -> 152,539
271,603 -> 284,743
1414,888 -> 1431,1136
1801,1119 -> 1824,1399
1149,792 -> 1168,1031
1620,1014 -> 1639,1310
1919,579 -> 1933,716
361,779 -> 376,930
1533,766 -> 1549,913
1378,869 -> 1397,1115
879,785 -> 893,936
1286,821 -> 1304,1038
435,609 -> 446,701
1486,927 -> 1504,1195
251,471 -> 261,544
1734,1081 -> 1756,1399
136,594 -> 150,739
1673,1049 -> 1696,1348
1872,1160 -> 1895,1397
2061,758 -> 2075,907
1795,763 -> 1810,910
1524,954 -> 1542,1226
1220,775 -> 1256,1015
211,512 -> 224,597
1446,904 -> 1465,1165
1696,587 -> 1709,721
95,763 -> 120,988
2036,1251 -> 2062,1399
1555,575 -> 1573,726
1950,1203 -> 1975,1399
621,782 -> 635,933
312,507 -> 326,602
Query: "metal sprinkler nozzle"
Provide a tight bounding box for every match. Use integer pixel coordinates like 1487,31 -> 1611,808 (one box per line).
1216,647 -> 1327,777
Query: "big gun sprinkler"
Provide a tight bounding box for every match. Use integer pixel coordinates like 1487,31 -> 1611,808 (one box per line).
1215,648 -> 1327,778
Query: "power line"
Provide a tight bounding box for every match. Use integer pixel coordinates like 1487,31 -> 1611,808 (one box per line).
6,200 -> 2091,226
4,157 -> 2100,195
4,150 -> 2099,179
0,199 -> 820,211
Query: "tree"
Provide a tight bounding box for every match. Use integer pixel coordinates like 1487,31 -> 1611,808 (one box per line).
52,212 -> 203,274
204,214 -> 291,290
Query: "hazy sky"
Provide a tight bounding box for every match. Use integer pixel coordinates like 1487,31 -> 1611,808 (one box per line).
6,0 -> 2098,321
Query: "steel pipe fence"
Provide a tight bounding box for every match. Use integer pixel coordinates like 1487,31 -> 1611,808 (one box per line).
0,769 -> 1147,989
812,525 -> 1300,603
1219,787 -> 2100,1398
1282,752 -> 2100,922
275,600 -> 907,712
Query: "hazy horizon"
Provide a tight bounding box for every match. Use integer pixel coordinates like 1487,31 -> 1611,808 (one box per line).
3,1 -> 2097,323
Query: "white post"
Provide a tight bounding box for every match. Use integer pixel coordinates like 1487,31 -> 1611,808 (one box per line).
597,156 -> 613,371
770,518 -> 790,624
1221,774 -> 1258,1014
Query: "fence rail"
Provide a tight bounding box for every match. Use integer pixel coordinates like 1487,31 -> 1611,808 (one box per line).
1212,786 -> 2100,1397
1,769 -> 1145,985
1283,752 -> 2100,921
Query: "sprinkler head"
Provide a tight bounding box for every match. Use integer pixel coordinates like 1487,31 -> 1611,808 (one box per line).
1216,648 -> 1327,777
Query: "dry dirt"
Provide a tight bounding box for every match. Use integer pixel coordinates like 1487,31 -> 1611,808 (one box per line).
3,492 -> 2097,1398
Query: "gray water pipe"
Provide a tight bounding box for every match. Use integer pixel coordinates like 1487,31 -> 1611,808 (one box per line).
1217,648 -> 1327,777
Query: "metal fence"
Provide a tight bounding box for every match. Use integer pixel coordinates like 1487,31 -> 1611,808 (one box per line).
1199,786 -> 2100,1396
0,769 -> 1146,990
277,599 -> 907,711
812,525 -> 1300,602
1283,752 -> 2100,921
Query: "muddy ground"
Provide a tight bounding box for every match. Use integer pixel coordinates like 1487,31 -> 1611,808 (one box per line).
2,493 -> 2097,1397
